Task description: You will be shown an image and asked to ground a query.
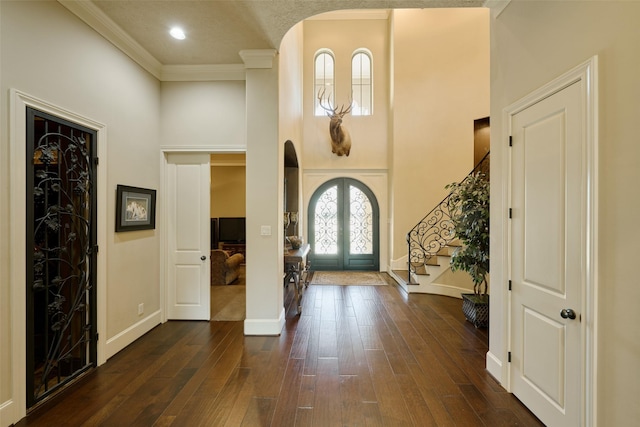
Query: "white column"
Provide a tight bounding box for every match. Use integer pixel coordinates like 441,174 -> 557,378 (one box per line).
240,49 -> 286,335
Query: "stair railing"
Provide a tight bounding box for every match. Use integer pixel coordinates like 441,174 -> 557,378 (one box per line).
406,152 -> 490,282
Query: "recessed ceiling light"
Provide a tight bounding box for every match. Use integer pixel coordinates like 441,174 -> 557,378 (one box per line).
169,27 -> 186,40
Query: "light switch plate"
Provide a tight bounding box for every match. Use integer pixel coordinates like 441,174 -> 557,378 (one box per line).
260,225 -> 271,236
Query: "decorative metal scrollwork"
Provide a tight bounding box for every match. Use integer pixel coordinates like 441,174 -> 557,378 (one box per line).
28,111 -> 96,406
407,152 -> 490,279
349,185 -> 373,254
313,185 -> 339,254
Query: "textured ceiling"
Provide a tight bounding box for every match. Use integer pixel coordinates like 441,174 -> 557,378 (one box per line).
86,0 -> 485,66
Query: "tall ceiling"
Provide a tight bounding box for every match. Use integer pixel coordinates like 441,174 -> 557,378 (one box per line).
61,0 -> 486,71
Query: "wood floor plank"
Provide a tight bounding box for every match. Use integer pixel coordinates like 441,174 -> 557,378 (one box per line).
270,358 -> 305,426
395,373 -> 439,426
365,349 -> 413,426
339,375 -> 367,426
17,275 -> 544,427
442,394 -> 485,426
310,357 -> 342,426
197,367 -> 252,426
240,397 -> 276,427
346,315 -> 378,403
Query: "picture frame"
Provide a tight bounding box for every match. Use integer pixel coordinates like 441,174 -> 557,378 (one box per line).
115,185 -> 156,232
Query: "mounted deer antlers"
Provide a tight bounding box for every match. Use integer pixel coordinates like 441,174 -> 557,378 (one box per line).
317,88 -> 353,157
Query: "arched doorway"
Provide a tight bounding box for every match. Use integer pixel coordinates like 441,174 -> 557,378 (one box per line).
308,178 -> 379,271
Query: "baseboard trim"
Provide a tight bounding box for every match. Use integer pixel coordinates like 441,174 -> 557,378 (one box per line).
0,398 -> 16,426
406,281 -> 467,298
244,308 -> 286,336
105,310 -> 162,360
390,255 -> 407,270
486,350 -> 504,386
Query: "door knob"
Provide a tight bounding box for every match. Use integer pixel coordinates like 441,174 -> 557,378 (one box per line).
560,308 -> 576,320
201,255 -> 207,261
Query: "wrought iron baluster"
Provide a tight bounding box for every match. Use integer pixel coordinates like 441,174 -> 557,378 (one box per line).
406,152 -> 490,281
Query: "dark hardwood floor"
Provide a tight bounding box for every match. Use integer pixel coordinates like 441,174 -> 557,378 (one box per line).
18,274 -> 544,426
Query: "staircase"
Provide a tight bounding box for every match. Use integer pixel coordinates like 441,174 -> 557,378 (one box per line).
391,152 -> 489,296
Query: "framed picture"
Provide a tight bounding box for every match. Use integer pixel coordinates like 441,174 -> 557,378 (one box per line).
115,185 -> 156,232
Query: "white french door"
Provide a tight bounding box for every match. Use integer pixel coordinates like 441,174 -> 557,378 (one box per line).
166,153 -> 210,320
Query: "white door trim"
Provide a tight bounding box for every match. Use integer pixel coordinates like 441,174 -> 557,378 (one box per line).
502,56 -> 598,426
159,148 -> 245,323
7,90 -> 108,423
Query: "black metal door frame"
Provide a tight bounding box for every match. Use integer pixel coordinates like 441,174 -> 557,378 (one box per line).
308,178 -> 379,271
26,107 -> 98,408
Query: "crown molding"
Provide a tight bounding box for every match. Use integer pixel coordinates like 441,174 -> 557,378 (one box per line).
58,0 -> 162,79
58,1 -> 247,81
483,0 -> 511,18
239,49 -> 277,69
308,9 -> 391,21
161,145 -> 247,153
161,64 -> 246,82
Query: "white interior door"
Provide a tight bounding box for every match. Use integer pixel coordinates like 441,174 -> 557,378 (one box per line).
510,81 -> 584,427
166,153 -> 210,320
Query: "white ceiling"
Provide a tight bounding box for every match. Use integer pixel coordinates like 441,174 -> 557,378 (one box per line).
60,0 -> 486,78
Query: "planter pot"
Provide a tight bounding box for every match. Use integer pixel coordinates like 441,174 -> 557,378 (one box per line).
461,293 -> 489,328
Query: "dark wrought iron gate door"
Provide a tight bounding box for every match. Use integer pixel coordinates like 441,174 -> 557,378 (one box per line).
26,107 -> 97,408
308,178 -> 379,271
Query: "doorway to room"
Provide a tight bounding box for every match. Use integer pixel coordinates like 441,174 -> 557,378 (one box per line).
209,153 -> 246,321
308,178 -> 379,271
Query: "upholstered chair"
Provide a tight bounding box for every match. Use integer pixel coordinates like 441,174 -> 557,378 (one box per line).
210,249 -> 244,285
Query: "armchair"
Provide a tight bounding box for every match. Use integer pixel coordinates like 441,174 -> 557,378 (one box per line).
210,249 -> 244,285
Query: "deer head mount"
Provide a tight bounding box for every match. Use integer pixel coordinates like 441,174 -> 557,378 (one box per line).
317,89 -> 353,157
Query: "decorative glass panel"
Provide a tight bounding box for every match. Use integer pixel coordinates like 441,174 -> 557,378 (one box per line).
314,185 -> 338,254
314,50 -> 335,116
351,50 -> 372,116
349,185 -> 373,254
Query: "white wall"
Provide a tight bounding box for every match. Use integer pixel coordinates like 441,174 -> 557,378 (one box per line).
299,11 -> 488,274
160,81 -> 246,150
279,23 -> 305,226
391,8 -> 490,259
490,1 -> 640,424
301,17 -> 391,270
0,1 -> 160,423
302,18 -> 390,169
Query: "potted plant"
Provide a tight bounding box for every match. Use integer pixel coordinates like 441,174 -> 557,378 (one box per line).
446,171 -> 490,328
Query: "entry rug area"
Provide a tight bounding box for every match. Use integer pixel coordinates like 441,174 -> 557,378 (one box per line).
311,271 -> 387,286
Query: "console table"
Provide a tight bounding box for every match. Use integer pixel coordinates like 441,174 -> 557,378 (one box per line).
284,243 -> 310,314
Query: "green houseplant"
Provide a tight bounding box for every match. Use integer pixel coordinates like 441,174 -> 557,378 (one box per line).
446,171 -> 490,327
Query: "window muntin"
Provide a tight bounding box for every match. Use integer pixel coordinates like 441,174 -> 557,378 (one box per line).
314,50 -> 335,116
351,50 -> 372,116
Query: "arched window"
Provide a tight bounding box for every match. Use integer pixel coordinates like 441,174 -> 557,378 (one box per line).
314,49 -> 335,116
351,49 -> 372,116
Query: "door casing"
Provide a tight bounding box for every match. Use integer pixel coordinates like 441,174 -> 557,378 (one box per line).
8,90 -> 108,422
501,56 -> 598,427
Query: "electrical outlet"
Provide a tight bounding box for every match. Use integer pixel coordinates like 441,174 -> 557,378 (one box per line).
138,303 -> 144,315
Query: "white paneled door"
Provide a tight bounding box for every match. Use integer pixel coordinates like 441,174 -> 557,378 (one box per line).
166,153 -> 210,320
509,80 -> 585,427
